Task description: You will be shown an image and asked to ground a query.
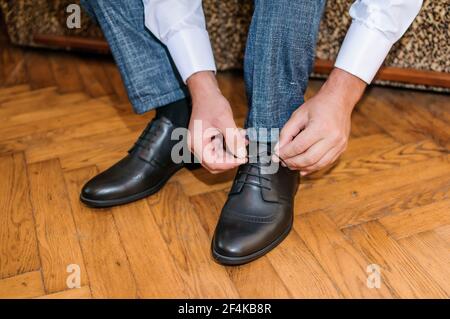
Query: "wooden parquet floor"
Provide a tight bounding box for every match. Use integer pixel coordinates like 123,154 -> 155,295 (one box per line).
0,28 -> 449,298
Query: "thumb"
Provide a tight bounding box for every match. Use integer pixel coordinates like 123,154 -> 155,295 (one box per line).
219,118 -> 247,159
277,107 -> 308,150
272,107 -> 308,163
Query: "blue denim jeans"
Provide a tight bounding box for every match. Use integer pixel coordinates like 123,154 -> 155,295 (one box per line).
81,0 -> 325,140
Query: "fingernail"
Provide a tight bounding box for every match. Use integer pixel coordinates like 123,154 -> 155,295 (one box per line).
236,147 -> 247,159
300,171 -> 307,176
271,154 -> 279,163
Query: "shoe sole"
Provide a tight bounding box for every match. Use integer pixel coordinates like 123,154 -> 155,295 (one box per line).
211,219 -> 293,266
80,165 -> 186,208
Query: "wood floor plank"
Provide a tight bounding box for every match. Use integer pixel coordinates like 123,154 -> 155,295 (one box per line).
102,62 -> 129,104
28,114 -> 150,171
384,90 -> 450,148
398,231 -> 450,294
358,89 -> 450,148
2,45 -> 27,86
0,87 -> 58,111
0,84 -> 30,102
350,110 -> 384,138
378,199 -> 450,239
357,90 -> 426,144
91,59 -> 115,96
148,183 -> 239,298
305,139 -> 447,184
0,91 -> 88,121
0,40 -> 4,85
297,156 -> 449,217
0,271 -> 44,299
57,131 -> 140,172
267,230 -> 343,298
25,50 -> 56,90
189,191 -> 292,298
172,168 -> 237,197
341,134 -> 398,160
0,97 -> 119,142
420,92 -> 450,124
25,126 -> 140,166
344,221 -> 447,298
1,91 -> 93,125
435,225 -> 450,244
36,286 -> 92,299
109,199 -> 187,298
27,159 -> 88,293
78,57 -> 114,98
0,153 -> 40,279
49,53 -> 84,94
294,212 -> 393,298
64,167 -> 138,298
0,113 -> 151,155
329,174 -> 449,229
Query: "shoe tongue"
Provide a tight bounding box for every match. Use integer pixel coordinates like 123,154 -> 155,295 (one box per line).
247,141 -> 274,164
128,117 -> 170,154
239,145 -> 273,184
244,166 -> 263,185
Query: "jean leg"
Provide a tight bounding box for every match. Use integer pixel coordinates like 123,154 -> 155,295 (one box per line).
244,0 -> 326,141
80,0 -> 188,114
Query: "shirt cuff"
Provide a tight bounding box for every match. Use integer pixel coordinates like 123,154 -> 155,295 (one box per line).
335,21 -> 393,84
166,28 -> 216,83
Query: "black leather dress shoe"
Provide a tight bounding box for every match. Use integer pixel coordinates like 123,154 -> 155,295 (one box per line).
212,153 -> 299,265
80,114 -> 189,208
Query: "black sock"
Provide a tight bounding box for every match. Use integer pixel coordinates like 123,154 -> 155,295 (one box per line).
155,98 -> 191,127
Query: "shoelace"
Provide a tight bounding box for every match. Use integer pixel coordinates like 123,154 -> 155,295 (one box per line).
234,146 -> 291,191
134,119 -> 162,150
236,163 -> 272,190
235,153 -> 273,190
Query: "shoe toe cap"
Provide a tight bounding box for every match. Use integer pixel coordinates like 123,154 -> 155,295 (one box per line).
213,235 -> 248,258
212,222 -> 267,259
80,182 -> 100,199
212,209 -> 291,263
80,176 -> 120,202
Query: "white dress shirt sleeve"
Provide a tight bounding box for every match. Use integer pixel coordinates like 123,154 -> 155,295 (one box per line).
143,0 -> 216,83
335,0 -> 423,83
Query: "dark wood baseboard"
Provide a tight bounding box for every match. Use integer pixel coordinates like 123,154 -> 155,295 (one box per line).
314,59 -> 450,89
33,34 -> 450,88
33,34 -> 110,54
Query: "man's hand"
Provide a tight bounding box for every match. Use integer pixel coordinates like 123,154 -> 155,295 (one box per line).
187,71 -> 247,174
274,68 -> 366,176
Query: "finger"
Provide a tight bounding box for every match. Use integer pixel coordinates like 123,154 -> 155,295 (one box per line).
300,147 -> 341,176
201,138 -> 220,167
202,138 -> 246,172
219,119 -> 247,159
189,126 -> 220,163
301,138 -> 347,174
277,107 -> 308,150
283,139 -> 333,170
206,153 -> 247,172
240,129 -> 249,146
278,125 -> 323,160
206,160 -> 246,173
214,139 -> 248,166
